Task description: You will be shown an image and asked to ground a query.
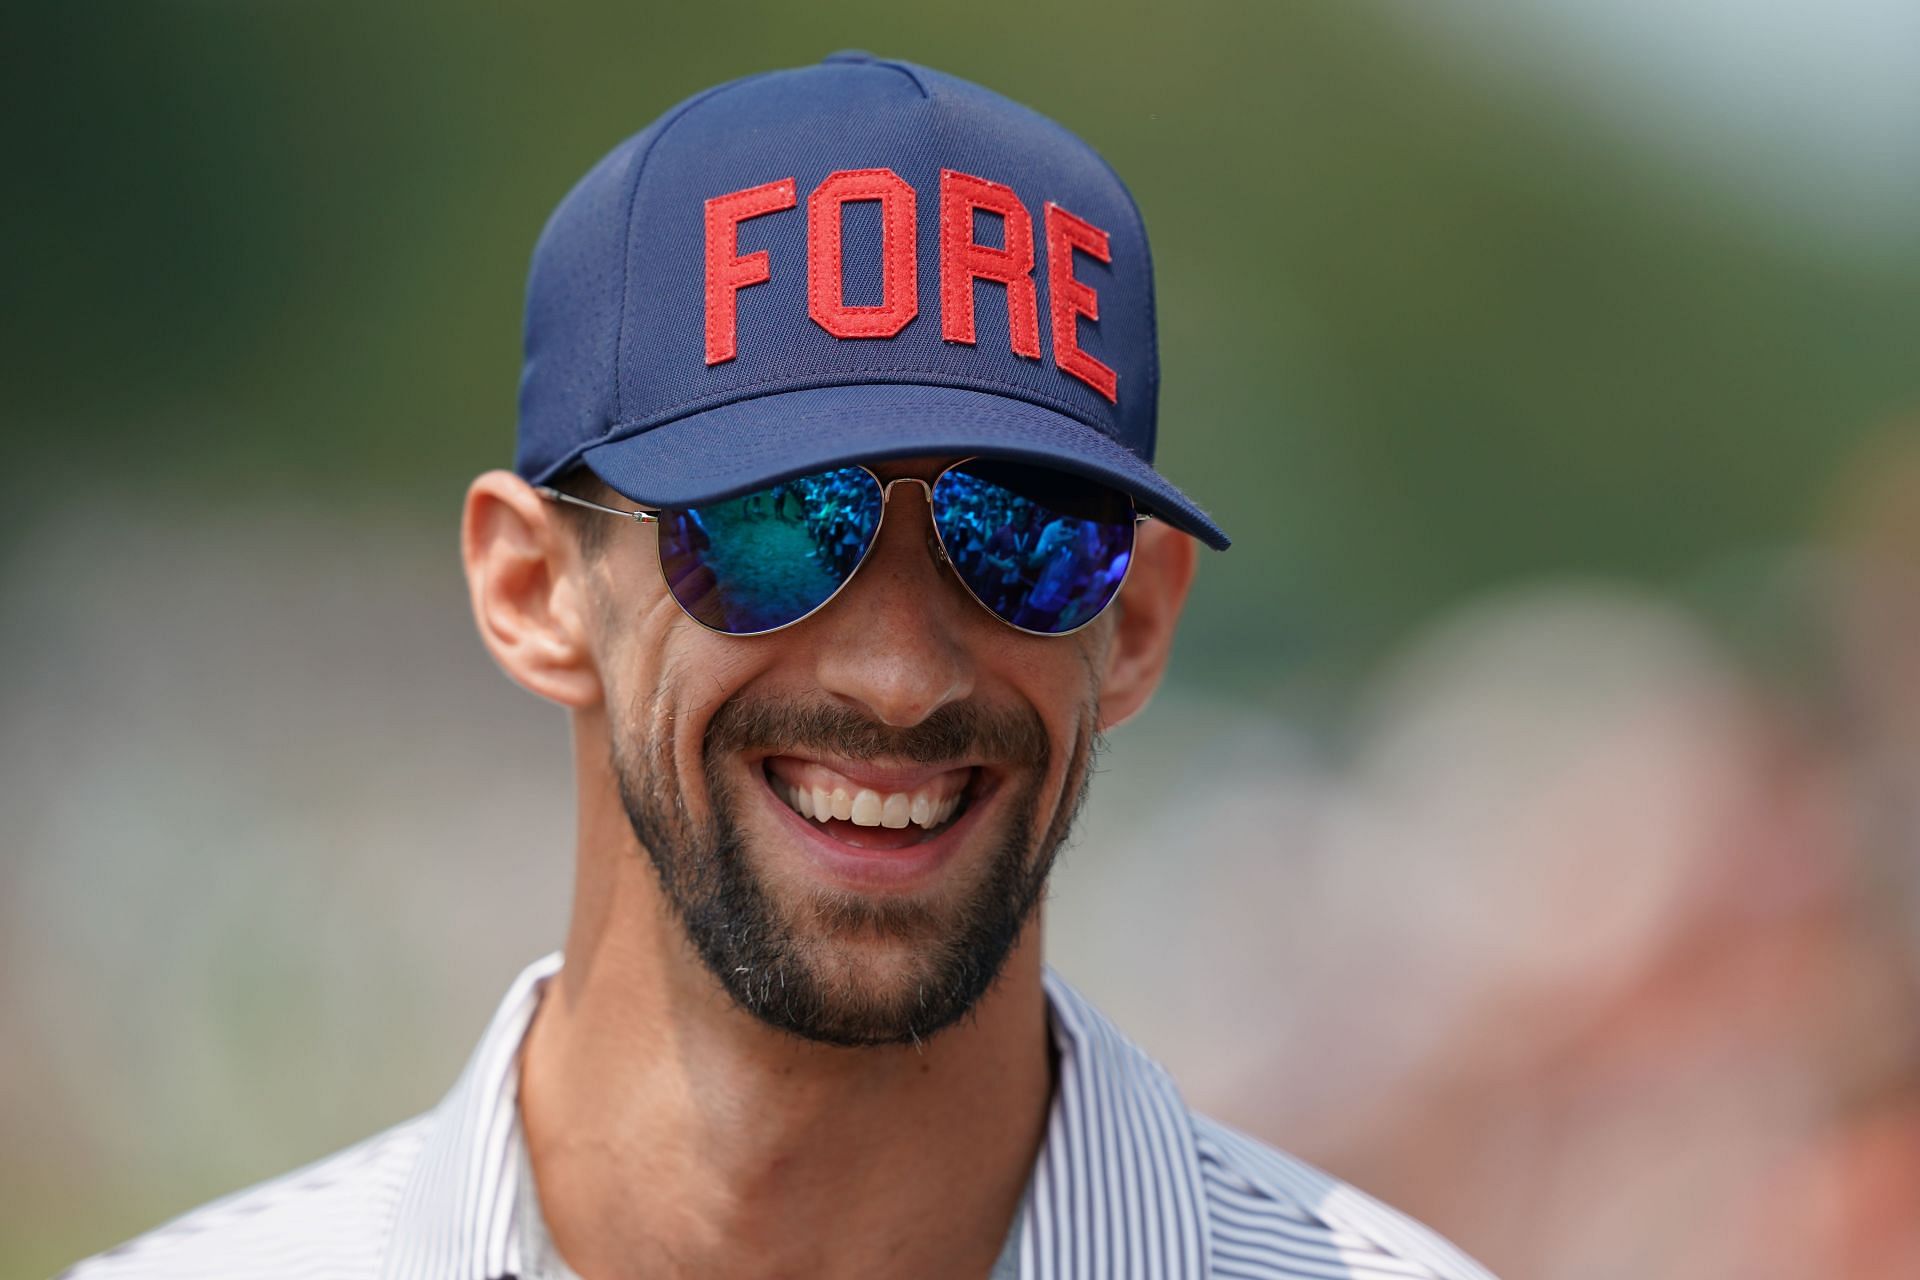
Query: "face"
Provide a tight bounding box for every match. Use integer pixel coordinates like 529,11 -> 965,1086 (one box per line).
598,457 -> 1113,1047
462,454 -> 1195,1049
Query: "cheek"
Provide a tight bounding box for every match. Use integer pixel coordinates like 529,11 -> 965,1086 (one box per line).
592,608 -> 672,728
581,548 -> 675,681
632,635 -> 772,806
587,563 -> 712,767
1013,624 -> 1109,717
587,548 -> 780,816
1007,633 -> 1107,795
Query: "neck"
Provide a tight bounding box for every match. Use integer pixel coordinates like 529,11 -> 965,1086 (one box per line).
516,721 -> 1054,1280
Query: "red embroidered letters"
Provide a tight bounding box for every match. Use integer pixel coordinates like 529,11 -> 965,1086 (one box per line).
704,178 -> 798,366
702,167 -> 1118,400
1043,202 -> 1118,404
807,169 -> 918,340
938,170 -> 1040,360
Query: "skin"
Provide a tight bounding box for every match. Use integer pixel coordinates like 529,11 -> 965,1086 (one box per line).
460,455 -> 1197,1279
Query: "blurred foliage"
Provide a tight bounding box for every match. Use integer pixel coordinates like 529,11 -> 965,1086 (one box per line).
6,0 -> 1919,697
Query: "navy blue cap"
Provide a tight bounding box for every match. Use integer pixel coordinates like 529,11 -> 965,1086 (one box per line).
514,53 -> 1228,550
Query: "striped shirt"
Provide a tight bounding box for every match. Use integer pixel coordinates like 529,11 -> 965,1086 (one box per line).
63,953 -> 1498,1279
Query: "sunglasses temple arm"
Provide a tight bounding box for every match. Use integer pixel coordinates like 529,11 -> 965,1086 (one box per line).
534,486 -> 659,524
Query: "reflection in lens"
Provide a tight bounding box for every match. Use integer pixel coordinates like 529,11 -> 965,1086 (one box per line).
931,460 -> 1135,634
658,468 -> 883,633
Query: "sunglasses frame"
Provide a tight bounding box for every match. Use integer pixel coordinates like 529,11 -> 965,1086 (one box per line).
535,456 -> 1147,639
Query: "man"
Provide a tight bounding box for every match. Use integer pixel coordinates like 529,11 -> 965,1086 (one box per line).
66,53 -> 1494,1280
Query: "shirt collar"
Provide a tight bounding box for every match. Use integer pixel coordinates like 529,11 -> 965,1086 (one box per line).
382,952 -> 1208,1280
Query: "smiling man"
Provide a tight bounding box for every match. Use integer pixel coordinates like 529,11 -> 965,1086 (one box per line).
66,54 -> 1493,1280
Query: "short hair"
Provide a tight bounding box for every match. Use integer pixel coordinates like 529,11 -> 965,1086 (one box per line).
545,464 -> 621,559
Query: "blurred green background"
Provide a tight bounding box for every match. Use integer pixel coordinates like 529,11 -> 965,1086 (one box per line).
14,1 -> 1916,689
8,3 -> 1920,1277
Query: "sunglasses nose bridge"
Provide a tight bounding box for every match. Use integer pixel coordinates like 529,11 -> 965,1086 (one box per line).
876,475 -> 935,504
873,475 -> 951,566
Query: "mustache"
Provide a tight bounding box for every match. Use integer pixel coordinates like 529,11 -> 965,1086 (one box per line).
705,696 -> 1051,769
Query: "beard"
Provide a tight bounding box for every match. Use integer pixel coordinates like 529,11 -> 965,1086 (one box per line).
611,694 -> 1096,1047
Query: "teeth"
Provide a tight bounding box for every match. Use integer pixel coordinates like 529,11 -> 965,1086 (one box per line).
771,771 -> 968,832
880,793 -> 911,829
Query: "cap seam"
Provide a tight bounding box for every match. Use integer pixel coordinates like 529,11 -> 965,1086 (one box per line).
870,58 -> 931,99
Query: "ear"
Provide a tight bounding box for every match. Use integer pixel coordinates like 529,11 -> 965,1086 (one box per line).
1095,520 -> 1197,732
460,470 -> 604,709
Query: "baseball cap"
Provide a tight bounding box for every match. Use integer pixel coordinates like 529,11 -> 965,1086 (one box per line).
514,52 -> 1229,551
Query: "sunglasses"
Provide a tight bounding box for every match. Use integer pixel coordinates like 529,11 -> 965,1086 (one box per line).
536,457 -> 1143,637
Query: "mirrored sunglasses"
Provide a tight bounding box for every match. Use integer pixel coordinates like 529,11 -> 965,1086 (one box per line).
538,457 -> 1142,637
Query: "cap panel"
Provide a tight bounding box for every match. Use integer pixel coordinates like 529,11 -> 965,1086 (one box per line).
514,133 -> 644,481
605,60 -> 1157,457
516,75 -> 764,481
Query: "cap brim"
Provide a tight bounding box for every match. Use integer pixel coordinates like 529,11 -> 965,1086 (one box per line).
576,384 -> 1229,550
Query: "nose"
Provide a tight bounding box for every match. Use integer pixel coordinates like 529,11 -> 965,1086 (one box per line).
806,479 -> 978,727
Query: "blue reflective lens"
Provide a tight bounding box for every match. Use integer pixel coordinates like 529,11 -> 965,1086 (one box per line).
931,461 -> 1135,634
657,467 -> 884,634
